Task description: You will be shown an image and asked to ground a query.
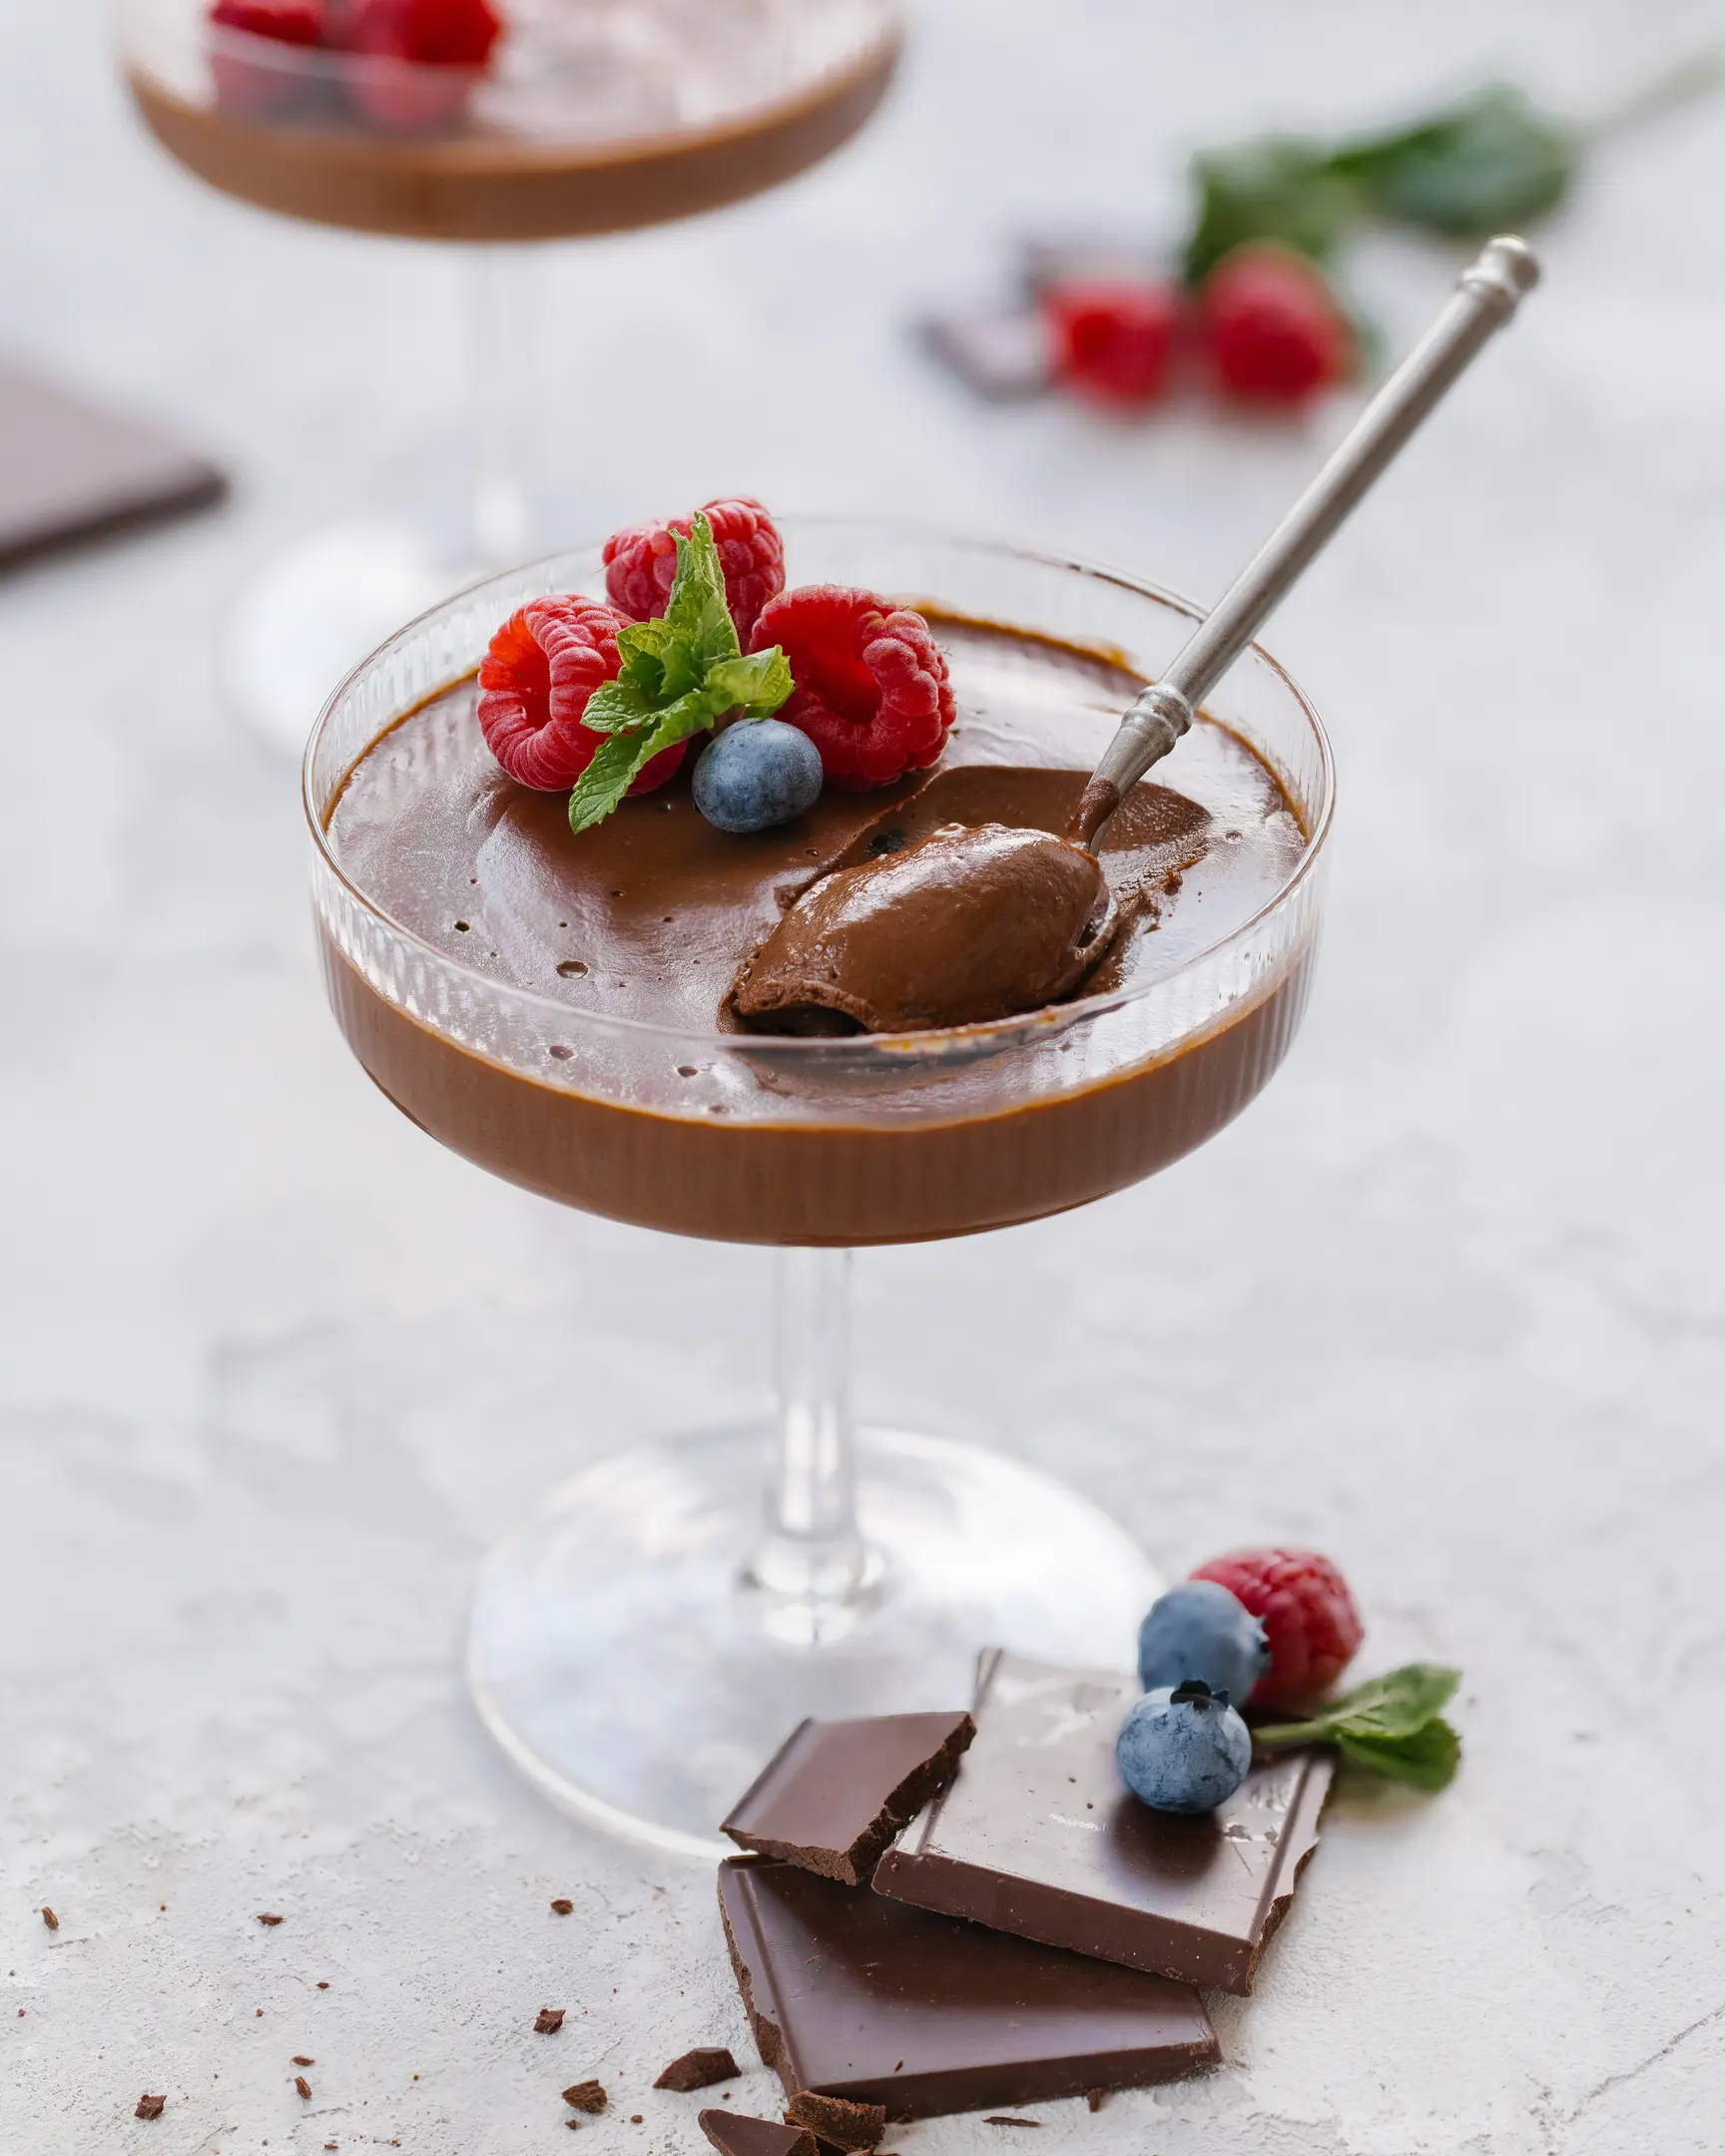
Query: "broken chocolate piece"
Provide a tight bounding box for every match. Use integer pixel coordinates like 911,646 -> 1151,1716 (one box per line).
720,1858 -> 1215,2119
535,2007 -> 566,2034
700,2113 -> 819,2156
40,1906 -> 58,1929
295,2076 -> 312,2099
656,2047 -> 742,2092
563,2081 -> 608,2113
1084,2089 -> 1106,2113
728,823 -> 1111,1035
257,1912 -> 285,1925
873,1650 -> 1334,1997
785,2090 -> 886,2149
723,1712 -> 974,1886
291,2056 -> 314,2067
550,1898 -> 575,1915
135,2094 -> 167,2120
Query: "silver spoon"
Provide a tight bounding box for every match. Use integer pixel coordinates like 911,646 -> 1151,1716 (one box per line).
732,235 -> 1540,1036
1070,233 -> 1540,845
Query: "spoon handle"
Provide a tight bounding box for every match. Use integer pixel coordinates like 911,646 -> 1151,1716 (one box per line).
1072,234 -> 1540,844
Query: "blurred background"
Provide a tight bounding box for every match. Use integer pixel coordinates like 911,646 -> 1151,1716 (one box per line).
4,2 -> 1723,2150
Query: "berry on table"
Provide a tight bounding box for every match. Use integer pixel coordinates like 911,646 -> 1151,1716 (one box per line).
1137,1579 -> 1270,1703
1041,276 -> 1181,408
693,720 -> 825,833
340,0 -> 503,130
751,586 -> 955,790
208,0 -> 325,117
477,597 -> 685,795
1196,245 -> 1351,407
605,499 -> 786,644
1190,1547 -> 1364,1710
1116,1680 -> 1253,1814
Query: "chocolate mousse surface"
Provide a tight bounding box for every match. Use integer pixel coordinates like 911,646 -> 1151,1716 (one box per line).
872,1651 -> 1334,1998
319,611 -> 1314,1244
717,1858 -> 1218,2118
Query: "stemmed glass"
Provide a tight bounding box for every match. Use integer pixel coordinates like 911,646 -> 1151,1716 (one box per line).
115,0 -> 902,749
304,519 -> 1335,1859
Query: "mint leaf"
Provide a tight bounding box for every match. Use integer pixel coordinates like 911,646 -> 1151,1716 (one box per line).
1255,1663 -> 1462,1794
1328,85 -> 1573,238
563,510 -> 796,836
1336,1718 -> 1460,1794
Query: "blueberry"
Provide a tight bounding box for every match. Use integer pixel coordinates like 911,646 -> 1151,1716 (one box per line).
1116,1680 -> 1253,1814
1137,1579 -> 1270,1702
693,720 -> 824,833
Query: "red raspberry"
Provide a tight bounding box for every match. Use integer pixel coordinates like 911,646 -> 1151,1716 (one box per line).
476,597 -> 685,796
604,499 -> 786,645
751,587 -> 955,791
208,0 -> 325,118
1042,277 -> 1181,408
1189,1548 -> 1364,1711
1197,246 -> 1351,407
340,0 -> 501,130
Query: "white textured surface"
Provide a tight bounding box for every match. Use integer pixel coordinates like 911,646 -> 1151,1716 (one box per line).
4,1 -> 1725,2150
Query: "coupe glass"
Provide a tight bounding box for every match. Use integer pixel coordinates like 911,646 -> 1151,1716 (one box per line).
304,520 -> 1335,1858
116,0 -> 901,750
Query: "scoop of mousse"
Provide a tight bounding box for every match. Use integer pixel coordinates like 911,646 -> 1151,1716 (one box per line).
727,820 -> 1114,1035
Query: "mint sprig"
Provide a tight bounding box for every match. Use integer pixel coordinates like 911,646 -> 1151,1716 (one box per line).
569,512 -> 793,834
1254,1663 -> 1461,1793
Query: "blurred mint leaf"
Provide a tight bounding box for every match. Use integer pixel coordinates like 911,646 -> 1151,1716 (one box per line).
1255,1663 -> 1462,1792
1328,85 -> 1574,237
567,514 -> 793,835
1182,136 -> 1363,284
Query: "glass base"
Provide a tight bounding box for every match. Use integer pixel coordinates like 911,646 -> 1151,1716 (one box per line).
466,1423 -> 1160,1861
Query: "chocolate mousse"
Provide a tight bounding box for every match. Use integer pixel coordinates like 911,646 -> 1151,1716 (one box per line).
318,612 -> 1315,1245
127,4 -> 901,242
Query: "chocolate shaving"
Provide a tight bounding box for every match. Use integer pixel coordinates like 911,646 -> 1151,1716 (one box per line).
785,2092 -> 886,2150
1085,2089 -> 1107,2113
655,2046 -> 741,2092
292,2055 -> 314,2067
41,1907 -> 58,1930
135,2094 -> 166,2120
257,1912 -> 285,1926
983,2120 -> 1041,2129
535,2007 -> 567,2034
563,2080 -> 608,2114
295,2076 -> 313,2099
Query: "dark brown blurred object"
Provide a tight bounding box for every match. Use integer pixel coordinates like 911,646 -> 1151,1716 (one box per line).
0,358 -> 225,573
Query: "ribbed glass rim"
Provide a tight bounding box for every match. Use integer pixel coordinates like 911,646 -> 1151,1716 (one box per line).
302,518 -> 1336,1060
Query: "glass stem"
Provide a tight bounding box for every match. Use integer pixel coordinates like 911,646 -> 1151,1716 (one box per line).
464,245 -> 538,568
748,1248 -> 874,1629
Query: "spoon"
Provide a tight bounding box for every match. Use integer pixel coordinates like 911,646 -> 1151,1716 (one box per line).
731,235 -> 1540,1036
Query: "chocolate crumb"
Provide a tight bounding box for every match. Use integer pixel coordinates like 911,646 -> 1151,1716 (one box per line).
257,1912 -> 285,1926
982,2120 -> 1041,2129
292,2056 -> 314,2067
785,2092 -> 886,2150
654,2046 -> 740,2092
135,2094 -> 167,2120
631,2116 -> 643,2125
550,1898 -> 574,1915
567,2124 -> 581,2133
1084,2090 -> 1107,2113
535,2007 -> 567,2034
40,1907 -> 58,1930
563,2081 -> 608,2114
295,2076 -> 312,2100
316,1981 -> 329,1989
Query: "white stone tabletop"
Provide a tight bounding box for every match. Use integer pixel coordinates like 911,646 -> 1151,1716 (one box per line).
4,1 -> 1724,2150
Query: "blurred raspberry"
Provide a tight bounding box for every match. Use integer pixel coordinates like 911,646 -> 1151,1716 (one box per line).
340,0 -> 501,131
1189,1547 -> 1364,1710
477,597 -> 684,795
1042,277 -> 1181,407
1197,246 -> 1351,406
753,586 -> 954,790
208,0 -> 325,118
604,499 -> 786,644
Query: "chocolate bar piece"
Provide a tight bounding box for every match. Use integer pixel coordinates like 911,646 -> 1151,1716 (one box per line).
785,2091 -> 885,2149
723,1712 -> 975,1886
657,2048 -> 741,2092
700,2113 -> 819,2156
719,1859 -> 1216,2120
0,358 -> 225,573
873,1651 -> 1333,1997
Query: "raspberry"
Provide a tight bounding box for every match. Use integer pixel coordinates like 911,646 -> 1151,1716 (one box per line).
476,597 -> 684,796
208,0 -> 325,118
1189,1548 -> 1364,1711
1197,246 -> 1351,407
1042,277 -> 1181,408
340,0 -> 501,130
751,586 -> 954,791
604,499 -> 786,644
